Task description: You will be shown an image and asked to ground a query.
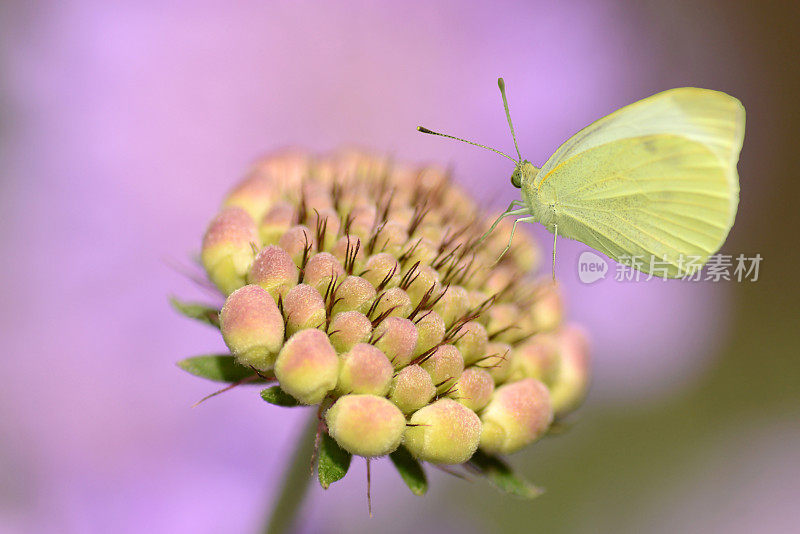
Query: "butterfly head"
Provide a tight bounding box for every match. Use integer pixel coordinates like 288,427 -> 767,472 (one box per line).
511,160 -> 538,188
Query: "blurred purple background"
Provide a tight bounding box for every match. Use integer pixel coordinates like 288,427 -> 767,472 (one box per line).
2,1 -> 797,533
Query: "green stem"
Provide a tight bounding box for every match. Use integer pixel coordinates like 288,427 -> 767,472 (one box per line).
263,412 -> 318,534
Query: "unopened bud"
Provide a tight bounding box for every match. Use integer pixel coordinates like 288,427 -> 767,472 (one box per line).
454,321 -> 488,366
404,399 -> 481,464
336,343 -> 393,396
449,367 -> 494,412
373,317 -> 418,368
362,253 -> 401,289
433,285 -> 470,328
549,326 -> 591,416
420,344 -> 464,394
325,394 -> 405,457
331,275 -> 376,316
248,245 -> 298,300
259,202 -> 295,246
222,175 -> 275,222
389,364 -> 435,414
282,284 -> 326,336
508,335 -> 560,384
274,328 -> 339,404
331,235 -> 365,274
278,225 -> 314,267
479,379 -> 553,455
412,311 -> 445,358
404,265 -> 440,307
220,285 -> 284,371
480,341 -> 513,385
328,311 -> 372,353
372,287 -> 412,319
201,208 -> 260,295
529,281 -> 563,333
303,252 -> 345,294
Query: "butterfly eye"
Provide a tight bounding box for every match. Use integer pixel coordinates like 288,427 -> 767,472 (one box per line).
510,169 -> 522,188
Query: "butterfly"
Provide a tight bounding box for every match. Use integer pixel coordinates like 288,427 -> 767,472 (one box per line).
418,78 -> 745,280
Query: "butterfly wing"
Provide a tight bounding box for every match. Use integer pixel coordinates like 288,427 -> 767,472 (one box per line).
534,88 -> 744,277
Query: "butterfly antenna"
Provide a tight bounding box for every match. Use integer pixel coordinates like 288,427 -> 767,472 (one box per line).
416,126 -> 518,163
497,78 -> 522,162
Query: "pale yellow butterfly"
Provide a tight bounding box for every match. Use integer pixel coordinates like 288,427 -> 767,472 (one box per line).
418,78 -> 745,280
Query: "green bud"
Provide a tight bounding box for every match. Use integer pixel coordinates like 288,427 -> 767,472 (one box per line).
274,328 -> 339,404
485,303 -> 522,343
404,399 -> 481,465
420,344 -> 464,394
454,321 -> 488,366
220,285 -> 284,371
508,335 -> 560,384
529,280 -> 563,333
412,311 -> 446,358
313,208 -> 341,250
278,225 -> 314,267
222,175 -> 276,222
362,252 -> 401,289
328,311 -> 372,353
549,326 -> 591,416
303,252 -> 345,294
372,287 -> 412,319
403,237 -> 438,267
433,285 -> 470,328
336,343 -> 393,396
480,341 -> 513,385
346,204 -> 377,241
283,284 -> 326,336
373,317 -> 418,369
201,207 -> 260,295
374,221 -> 408,256
331,275 -> 376,316
331,235 -> 365,274
389,364 -> 435,414
404,265 -> 440,307
247,245 -> 298,301
479,379 -> 553,455
450,367 -> 494,412
325,394 -> 406,457
258,202 -> 294,246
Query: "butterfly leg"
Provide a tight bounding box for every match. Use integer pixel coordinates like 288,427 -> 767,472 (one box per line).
494,216 -> 536,265
552,224 -> 558,282
477,201 -> 528,246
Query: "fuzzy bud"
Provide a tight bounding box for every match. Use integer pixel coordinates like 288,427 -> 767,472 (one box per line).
373,317 -> 418,369
278,225 -> 313,267
303,252 -> 345,294
201,208 -> 260,295
328,311 -> 372,353
454,321 -> 488,366
449,367 -> 494,412
529,281 -> 563,333
220,285 -> 284,371
479,379 -> 553,455
433,285 -> 470,328
420,344 -> 464,394
508,335 -> 560,384
549,326 -> 591,416
331,275 -> 376,316
282,284 -> 326,336
259,202 -> 295,246
404,399 -> 481,465
361,252 -> 401,289
247,245 -> 298,300
481,341 -> 513,385
331,235 -> 365,275
336,343 -> 393,396
325,394 -> 405,457
412,311 -> 446,358
404,265 -> 440,307
371,287 -> 413,319
389,364 -> 435,414
274,328 -> 339,404
222,175 -> 275,222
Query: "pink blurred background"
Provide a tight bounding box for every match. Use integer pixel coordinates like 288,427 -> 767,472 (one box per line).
1,1 -> 797,533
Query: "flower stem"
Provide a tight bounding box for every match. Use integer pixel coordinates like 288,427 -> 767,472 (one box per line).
263,412 -> 318,534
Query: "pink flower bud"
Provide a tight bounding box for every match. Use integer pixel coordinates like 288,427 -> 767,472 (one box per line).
274,328 -> 339,405
328,311 -> 372,353
371,287 -> 412,320
222,175 -> 276,222
454,321 -> 488,366
330,275 -> 376,316
336,343 -> 393,396
220,285 -> 284,371
373,317 -> 418,369
412,311 -> 446,358
201,208 -> 260,295
247,245 -> 298,301
259,202 -> 295,246
433,285 -> 470,328
325,394 -> 406,457
508,335 -> 560,384
404,399 -> 481,464
404,265 -> 440,307
449,367 -> 494,412
549,325 -> 591,416
485,303 -> 522,344
278,225 -> 314,267
529,280 -> 563,333
303,252 -> 345,294
480,341 -> 513,385
361,253 -> 401,289
312,208 -> 341,250
420,344 -> 464,394
282,284 -> 326,336
331,235 -> 365,274
479,379 -> 553,455
389,364 -> 435,414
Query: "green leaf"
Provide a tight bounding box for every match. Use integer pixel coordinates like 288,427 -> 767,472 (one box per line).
468,450 -> 544,499
170,297 -> 220,328
260,386 -> 301,407
389,446 -> 427,496
177,354 -> 259,383
318,433 -> 352,489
